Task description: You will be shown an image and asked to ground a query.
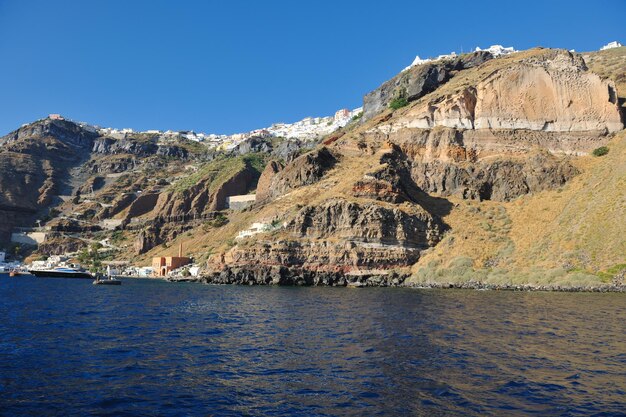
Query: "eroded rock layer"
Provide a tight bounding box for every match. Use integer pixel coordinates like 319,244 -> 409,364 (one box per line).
206,48 -> 624,282
207,198 -> 445,278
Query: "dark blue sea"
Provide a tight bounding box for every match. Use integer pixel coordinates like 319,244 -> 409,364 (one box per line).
0,275 -> 624,416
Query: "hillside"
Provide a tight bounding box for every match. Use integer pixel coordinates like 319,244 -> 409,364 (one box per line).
131,47 -> 625,288
2,44 -> 625,289
409,131 -> 626,288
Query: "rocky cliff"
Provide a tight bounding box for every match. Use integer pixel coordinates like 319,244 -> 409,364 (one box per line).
190,47 -> 624,286
0,119 -> 97,242
355,48 -> 622,204
2,45 -> 624,288
206,197 -> 444,284
363,50 -> 494,120
255,147 -> 337,202
368,49 -> 622,142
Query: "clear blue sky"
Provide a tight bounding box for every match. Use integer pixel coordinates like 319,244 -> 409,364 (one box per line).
0,0 -> 624,136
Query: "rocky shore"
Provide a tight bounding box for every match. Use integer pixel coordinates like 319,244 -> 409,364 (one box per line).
404,281 -> 626,293
177,265 -> 408,287
166,266 -> 626,292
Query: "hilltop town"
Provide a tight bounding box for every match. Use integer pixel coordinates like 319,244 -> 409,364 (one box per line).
42,107 -> 363,153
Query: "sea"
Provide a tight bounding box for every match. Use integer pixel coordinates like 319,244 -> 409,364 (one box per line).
1,274 -> 624,416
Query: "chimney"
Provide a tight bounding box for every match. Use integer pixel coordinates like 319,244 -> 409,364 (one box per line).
179,241 -> 183,258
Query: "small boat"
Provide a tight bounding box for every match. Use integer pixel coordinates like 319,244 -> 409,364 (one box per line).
9,269 -> 21,277
29,265 -> 93,279
93,272 -> 121,285
93,278 -> 121,285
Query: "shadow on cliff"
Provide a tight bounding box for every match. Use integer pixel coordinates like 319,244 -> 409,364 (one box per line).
411,189 -> 454,219
379,144 -> 454,223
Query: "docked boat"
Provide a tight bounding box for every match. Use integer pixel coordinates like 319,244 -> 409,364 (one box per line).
93,276 -> 121,285
29,265 -> 93,279
9,269 -> 22,277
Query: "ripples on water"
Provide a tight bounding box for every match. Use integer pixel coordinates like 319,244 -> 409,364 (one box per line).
0,275 -> 624,416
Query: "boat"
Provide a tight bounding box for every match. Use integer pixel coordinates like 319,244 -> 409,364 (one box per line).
93,276 -> 122,285
9,269 -> 21,277
29,265 -> 93,279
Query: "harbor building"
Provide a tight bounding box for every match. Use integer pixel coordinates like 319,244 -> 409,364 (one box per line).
152,243 -> 191,277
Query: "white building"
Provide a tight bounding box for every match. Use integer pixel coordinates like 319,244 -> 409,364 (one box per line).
403,45 -> 517,72
600,41 -> 623,51
138,267 -> 154,277
0,251 -> 5,263
226,194 -> 256,210
334,109 -> 351,121
236,222 -> 273,239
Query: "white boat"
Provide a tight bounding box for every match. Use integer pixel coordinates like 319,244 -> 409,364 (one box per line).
29,265 -> 93,279
93,276 -> 122,285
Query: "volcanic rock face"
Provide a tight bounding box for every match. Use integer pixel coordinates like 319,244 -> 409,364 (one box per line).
257,147 -> 338,202
256,161 -> 284,203
209,48 -> 625,283
96,193 -> 136,220
0,119 -> 98,242
288,198 -> 442,247
93,137 -> 189,158
0,119 -> 97,148
473,51 -> 622,132
0,46 -> 623,285
92,137 -> 157,156
358,49 -> 623,203
151,165 -> 256,219
409,153 -> 579,201
378,50 -> 623,135
363,51 -> 494,120
37,236 -> 88,256
201,264 -> 408,287
211,197 -> 445,278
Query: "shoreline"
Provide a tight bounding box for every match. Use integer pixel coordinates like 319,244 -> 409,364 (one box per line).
164,270 -> 626,293
5,273 -> 623,293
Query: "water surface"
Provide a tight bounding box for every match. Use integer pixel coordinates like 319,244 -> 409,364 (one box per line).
1,275 -> 624,416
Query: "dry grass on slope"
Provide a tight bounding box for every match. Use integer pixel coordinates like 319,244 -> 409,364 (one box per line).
508,132 -> 625,271
409,132 -> 625,287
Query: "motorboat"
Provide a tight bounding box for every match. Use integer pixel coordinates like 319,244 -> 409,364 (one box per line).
93,276 -> 122,285
29,265 -> 93,279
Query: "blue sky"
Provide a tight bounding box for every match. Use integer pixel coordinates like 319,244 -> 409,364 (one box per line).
0,0 -> 624,135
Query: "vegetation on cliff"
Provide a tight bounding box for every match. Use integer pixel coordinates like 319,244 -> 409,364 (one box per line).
171,154 -> 266,194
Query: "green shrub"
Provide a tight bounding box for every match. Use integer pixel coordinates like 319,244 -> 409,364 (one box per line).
210,213 -> 228,228
592,146 -> 609,157
110,230 -> 124,243
351,112 -> 363,121
389,97 -> 408,110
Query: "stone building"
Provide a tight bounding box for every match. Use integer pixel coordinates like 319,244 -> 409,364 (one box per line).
152,243 -> 191,277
